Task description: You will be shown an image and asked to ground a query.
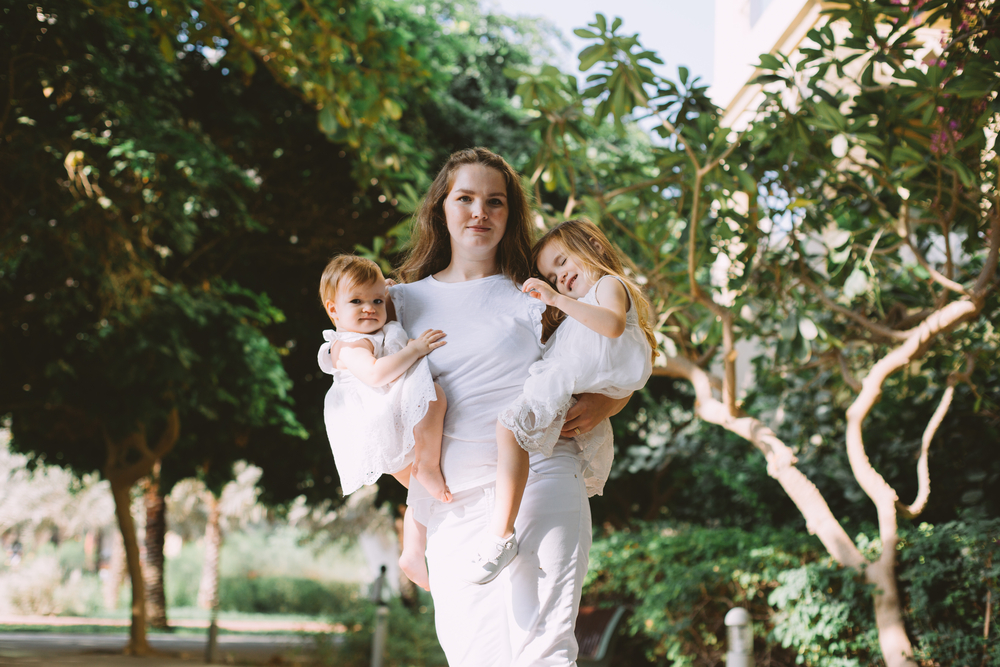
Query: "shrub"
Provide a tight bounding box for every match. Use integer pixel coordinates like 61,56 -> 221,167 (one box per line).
218,576 -> 359,616
315,596 -> 446,667
585,518 -> 999,666
0,550 -> 104,616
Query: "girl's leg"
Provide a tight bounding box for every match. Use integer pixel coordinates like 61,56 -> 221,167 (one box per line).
411,384 -> 451,503
491,423 -> 528,539
459,424 -> 528,584
398,506 -> 430,591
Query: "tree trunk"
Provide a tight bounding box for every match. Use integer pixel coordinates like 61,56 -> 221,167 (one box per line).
197,492 -> 222,611
142,464 -> 168,629
102,409 -> 180,655
110,478 -> 151,655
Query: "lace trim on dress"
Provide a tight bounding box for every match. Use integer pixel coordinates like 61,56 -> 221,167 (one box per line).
497,395 -> 572,457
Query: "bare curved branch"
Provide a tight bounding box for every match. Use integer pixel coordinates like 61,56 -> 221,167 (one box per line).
897,385 -> 954,519
799,275 -> 912,341
902,205 -> 971,296
660,355 -> 866,570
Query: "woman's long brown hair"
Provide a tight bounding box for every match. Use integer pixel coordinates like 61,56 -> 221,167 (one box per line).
396,147 -> 535,284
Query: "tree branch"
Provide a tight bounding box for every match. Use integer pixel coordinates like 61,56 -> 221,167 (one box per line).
896,384 -> 953,519
660,355 -> 866,570
902,204 -> 971,296
799,275 -> 911,341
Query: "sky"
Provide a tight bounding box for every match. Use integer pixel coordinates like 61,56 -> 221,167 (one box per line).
485,0 -> 716,86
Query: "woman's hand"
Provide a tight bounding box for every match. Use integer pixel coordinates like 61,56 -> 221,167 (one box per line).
522,278 -> 561,307
561,393 -> 631,437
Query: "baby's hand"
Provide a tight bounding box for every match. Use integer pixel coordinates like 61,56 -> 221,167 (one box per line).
522,278 -> 560,306
384,278 -> 398,288
408,329 -> 446,357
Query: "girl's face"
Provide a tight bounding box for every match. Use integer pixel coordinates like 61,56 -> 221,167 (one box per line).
442,164 -> 508,262
325,277 -> 387,334
535,241 -> 597,300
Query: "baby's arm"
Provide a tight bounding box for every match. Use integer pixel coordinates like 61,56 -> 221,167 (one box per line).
523,277 -> 628,338
336,330 -> 446,387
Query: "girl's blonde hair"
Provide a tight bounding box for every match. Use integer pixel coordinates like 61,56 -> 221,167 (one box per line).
396,147 -> 535,284
319,255 -> 383,321
534,219 -> 657,360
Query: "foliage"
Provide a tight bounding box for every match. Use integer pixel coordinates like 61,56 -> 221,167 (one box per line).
586,518 -> 999,667
899,517 -> 1000,666
0,543 -> 105,617
315,595 -> 446,667
218,576 -> 359,616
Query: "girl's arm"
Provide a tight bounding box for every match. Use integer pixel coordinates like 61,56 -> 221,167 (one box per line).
523,276 -> 628,338
337,329 -> 446,387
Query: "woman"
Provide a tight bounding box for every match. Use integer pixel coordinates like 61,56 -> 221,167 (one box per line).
388,147 -> 628,666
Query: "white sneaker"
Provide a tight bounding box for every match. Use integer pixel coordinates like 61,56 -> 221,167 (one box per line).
463,530 -> 518,584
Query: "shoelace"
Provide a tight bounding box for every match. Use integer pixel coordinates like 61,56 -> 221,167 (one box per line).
475,541 -> 509,566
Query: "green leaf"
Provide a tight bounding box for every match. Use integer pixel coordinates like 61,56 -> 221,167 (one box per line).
758,53 -> 782,71
579,44 -> 609,72
159,34 -> 175,62
574,28 -> 600,39
318,106 -> 339,135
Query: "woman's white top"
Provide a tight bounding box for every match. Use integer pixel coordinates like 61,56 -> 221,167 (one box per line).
498,276 -> 653,496
317,321 -> 437,495
390,274 -> 581,517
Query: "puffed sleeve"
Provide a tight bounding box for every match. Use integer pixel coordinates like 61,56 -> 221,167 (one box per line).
520,288 -> 546,349
387,283 -> 405,328
317,329 -> 338,375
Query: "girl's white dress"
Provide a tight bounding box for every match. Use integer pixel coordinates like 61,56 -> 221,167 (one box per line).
498,276 -> 653,496
317,321 -> 437,495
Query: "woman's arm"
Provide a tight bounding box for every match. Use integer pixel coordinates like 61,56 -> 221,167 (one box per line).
523,277 -> 628,338
561,393 -> 631,437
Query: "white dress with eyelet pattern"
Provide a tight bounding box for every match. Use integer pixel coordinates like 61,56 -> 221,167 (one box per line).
498,276 -> 653,496
317,321 -> 437,495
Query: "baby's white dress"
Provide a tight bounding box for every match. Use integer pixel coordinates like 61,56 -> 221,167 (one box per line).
498,276 -> 653,496
317,321 -> 437,495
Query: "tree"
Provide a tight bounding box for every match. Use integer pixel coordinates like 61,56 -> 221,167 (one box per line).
1,1 -> 304,652
508,3 -> 998,664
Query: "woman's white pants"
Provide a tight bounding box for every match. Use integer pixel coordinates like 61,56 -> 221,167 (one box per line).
424,454 -> 592,667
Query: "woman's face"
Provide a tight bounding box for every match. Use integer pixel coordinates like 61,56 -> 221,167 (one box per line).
442,164 -> 509,262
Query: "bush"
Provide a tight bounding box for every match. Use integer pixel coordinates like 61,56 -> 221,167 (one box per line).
219,576 -> 359,616
0,549 -> 104,616
164,540 -> 203,608
899,516 -> 1000,666
585,518 -> 999,666
315,595 -> 446,667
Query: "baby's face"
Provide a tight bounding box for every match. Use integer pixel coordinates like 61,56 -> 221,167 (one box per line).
327,278 -> 387,334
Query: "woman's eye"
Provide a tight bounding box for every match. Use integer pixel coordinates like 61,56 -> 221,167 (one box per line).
457,195 -> 471,202
488,198 -> 505,206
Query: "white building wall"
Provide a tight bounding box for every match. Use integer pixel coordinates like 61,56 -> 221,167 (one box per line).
711,0 -> 825,128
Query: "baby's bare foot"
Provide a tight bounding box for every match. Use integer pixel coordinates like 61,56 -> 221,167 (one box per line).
399,549 -> 430,591
414,463 -> 452,503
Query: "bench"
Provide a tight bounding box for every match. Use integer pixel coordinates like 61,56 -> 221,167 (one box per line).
575,605 -> 626,666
